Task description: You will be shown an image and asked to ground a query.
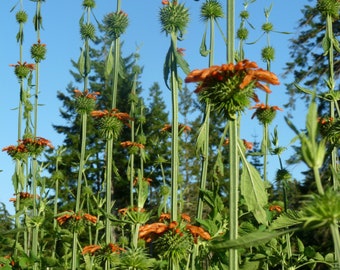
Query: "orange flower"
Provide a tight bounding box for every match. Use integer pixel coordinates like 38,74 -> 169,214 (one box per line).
118,207 -> 145,216
186,224 -> 211,243
108,243 -> 125,254
318,116 -> 334,125
91,109 -> 133,126
118,208 -> 128,215
177,47 -> 185,56
162,0 -> 169,4
242,139 -> 253,150
74,89 -> 100,100
83,213 -> 97,224
159,212 -> 171,222
161,123 -> 191,133
185,59 -> 279,94
82,244 -> 101,255
9,192 -> 39,202
181,213 -> 191,223
139,223 -> 169,242
251,103 -> 283,119
120,141 -> 145,149
269,205 -> 283,213
55,212 -> 73,226
133,176 -> 152,186
9,61 -> 35,70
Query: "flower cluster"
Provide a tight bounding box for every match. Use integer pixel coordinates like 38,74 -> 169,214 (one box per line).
139,213 -> 211,244
74,89 -> 100,114
159,1 -> 189,36
2,136 -> 53,160
0,255 -> 15,268
82,243 -> 125,256
91,109 -> 132,139
318,116 -> 340,145
161,123 -> 191,134
224,138 -> 253,151
200,0 -> 224,21
31,40 -> 47,63
55,211 -> 97,226
251,103 -> 283,125
185,59 -> 280,119
120,141 -> 145,154
9,192 -> 39,203
10,61 -> 35,79
103,11 -> 129,39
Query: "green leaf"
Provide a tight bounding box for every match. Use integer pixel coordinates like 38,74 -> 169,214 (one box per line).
322,35 -> 331,55
163,45 -> 172,90
77,44 -> 85,76
196,117 -> 208,156
239,142 -> 268,225
104,42 -> 113,79
269,209 -> 302,230
210,229 -> 293,249
200,23 -> 210,57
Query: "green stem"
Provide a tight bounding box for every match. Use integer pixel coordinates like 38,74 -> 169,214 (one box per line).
197,17 -> 215,221
71,113 -> 87,270
229,118 -> 239,270
170,33 -> 179,222
31,158 -> 39,270
226,0 -> 238,268
111,38 -> 120,109
105,138 -> 114,270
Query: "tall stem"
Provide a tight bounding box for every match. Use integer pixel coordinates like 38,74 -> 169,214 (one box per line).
72,113 -> 87,270
226,0 -> 238,269
197,18 -> 215,220
229,117 -> 239,269
170,33 -> 179,222
105,138 -> 114,270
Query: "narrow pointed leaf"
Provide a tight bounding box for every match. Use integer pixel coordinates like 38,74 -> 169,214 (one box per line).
239,142 -> 268,225
105,42 -> 114,80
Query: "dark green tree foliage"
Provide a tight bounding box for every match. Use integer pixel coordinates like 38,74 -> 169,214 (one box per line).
284,1 -> 340,114
0,203 -> 14,257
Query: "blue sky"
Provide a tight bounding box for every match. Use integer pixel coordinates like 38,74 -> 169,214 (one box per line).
0,0 -> 311,214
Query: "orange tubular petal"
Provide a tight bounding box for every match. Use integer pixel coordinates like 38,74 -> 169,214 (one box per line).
255,82 -> 272,93
239,74 -> 254,89
253,69 -> 280,85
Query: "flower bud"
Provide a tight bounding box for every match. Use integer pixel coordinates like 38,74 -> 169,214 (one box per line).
254,107 -> 277,125
160,2 -> 189,35
82,0 -> 96,8
31,42 -> 47,63
103,11 -> 129,39
16,10 -> 28,24
80,23 -> 96,41
239,10 -> 249,20
261,46 -> 275,62
200,0 -> 224,21
237,27 -> 249,40
262,22 -> 273,33
317,0 -> 340,18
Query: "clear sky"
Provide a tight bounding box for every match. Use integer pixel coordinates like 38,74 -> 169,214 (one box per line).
0,0 -> 311,214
